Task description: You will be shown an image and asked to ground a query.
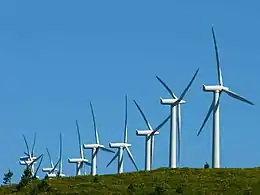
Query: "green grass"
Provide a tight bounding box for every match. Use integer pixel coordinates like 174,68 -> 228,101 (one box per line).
1,167 -> 260,194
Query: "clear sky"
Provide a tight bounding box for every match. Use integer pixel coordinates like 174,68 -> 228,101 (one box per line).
0,1 -> 259,183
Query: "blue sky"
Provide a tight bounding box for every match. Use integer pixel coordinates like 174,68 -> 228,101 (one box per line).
0,1 -> 259,183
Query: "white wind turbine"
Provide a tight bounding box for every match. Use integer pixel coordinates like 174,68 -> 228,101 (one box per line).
106,95 -> 138,173
46,133 -> 66,178
20,154 -> 44,179
83,102 -> 115,176
133,100 -> 171,171
155,68 -> 199,168
68,120 -> 92,176
197,26 -> 254,168
42,148 -> 57,174
19,133 -> 38,175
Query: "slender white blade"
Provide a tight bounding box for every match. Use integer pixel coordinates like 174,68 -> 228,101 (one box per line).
59,133 -> 63,173
83,160 -> 92,166
90,102 -> 100,145
125,146 -> 138,171
212,25 -> 223,86
31,132 -> 36,157
223,89 -> 254,105
124,95 -> 128,143
106,150 -> 119,167
46,148 -> 54,168
178,68 -> 199,102
100,146 -> 115,154
150,114 -> 171,136
177,104 -> 181,163
133,100 -> 153,130
197,96 -> 220,136
156,76 -> 177,99
49,158 -> 61,174
34,154 -> 43,177
22,134 -> 31,158
76,120 -> 84,159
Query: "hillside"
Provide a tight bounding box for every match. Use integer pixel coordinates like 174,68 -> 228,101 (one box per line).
1,168 -> 260,194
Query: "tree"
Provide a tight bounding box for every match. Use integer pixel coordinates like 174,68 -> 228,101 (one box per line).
3,169 -> 13,185
204,162 -> 209,169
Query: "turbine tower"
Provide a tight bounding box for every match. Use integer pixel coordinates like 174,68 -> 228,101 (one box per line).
133,100 -> 171,171
19,133 -> 37,175
197,26 -> 254,168
106,95 -> 138,173
68,120 -> 91,176
46,133 -> 66,178
83,102 -> 115,176
155,68 -> 199,168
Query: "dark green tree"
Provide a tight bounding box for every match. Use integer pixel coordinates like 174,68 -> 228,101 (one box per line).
204,162 -> 209,168
3,169 -> 13,185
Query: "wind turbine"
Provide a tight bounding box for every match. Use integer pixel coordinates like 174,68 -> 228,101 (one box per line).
68,120 -> 92,176
83,102 -> 115,176
19,133 -> 38,175
46,133 -> 66,178
133,100 -> 171,171
106,95 -> 138,173
155,68 -> 199,168
42,148 -> 57,174
20,154 -> 43,179
197,26 -> 254,168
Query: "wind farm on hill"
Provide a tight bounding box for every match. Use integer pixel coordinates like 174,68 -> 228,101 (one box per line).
13,26 -> 254,183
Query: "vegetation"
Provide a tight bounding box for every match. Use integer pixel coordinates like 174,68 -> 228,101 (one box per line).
1,168 -> 260,194
2,169 -> 13,185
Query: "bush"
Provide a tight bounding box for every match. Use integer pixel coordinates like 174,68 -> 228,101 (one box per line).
3,169 -> 13,185
204,162 -> 210,169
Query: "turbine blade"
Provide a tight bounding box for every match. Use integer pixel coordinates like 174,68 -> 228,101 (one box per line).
34,154 -> 43,177
156,76 -> 177,99
22,134 -> 31,158
76,120 -> 84,159
212,25 -> 223,86
133,100 -> 153,130
46,148 -> 54,168
49,158 -> 61,174
124,95 -> 128,143
90,102 -> 100,144
223,89 -> 254,105
59,133 -> 63,173
150,114 -> 171,136
125,146 -> 138,171
177,104 -> 181,163
29,153 -> 43,166
197,96 -> 220,136
106,150 -> 119,167
31,132 -> 36,157
178,68 -> 199,102
100,146 -> 115,154
24,152 -> 30,157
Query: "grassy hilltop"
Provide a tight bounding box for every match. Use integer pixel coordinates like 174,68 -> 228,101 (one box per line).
1,168 -> 260,194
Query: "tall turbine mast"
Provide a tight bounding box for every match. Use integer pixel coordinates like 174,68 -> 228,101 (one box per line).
106,95 -> 138,173
156,68 -> 199,168
134,100 -> 170,171
197,26 -> 254,168
83,102 -> 115,176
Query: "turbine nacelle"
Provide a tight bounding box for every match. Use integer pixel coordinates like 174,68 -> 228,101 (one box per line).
202,84 -> 229,92
136,130 -> 159,136
68,158 -> 89,163
109,143 -> 131,148
19,160 -> 36,165
83,144 -> 103,149
160,98 -> 186,105
42,168 -> 57,172
19,156 -> 37,161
